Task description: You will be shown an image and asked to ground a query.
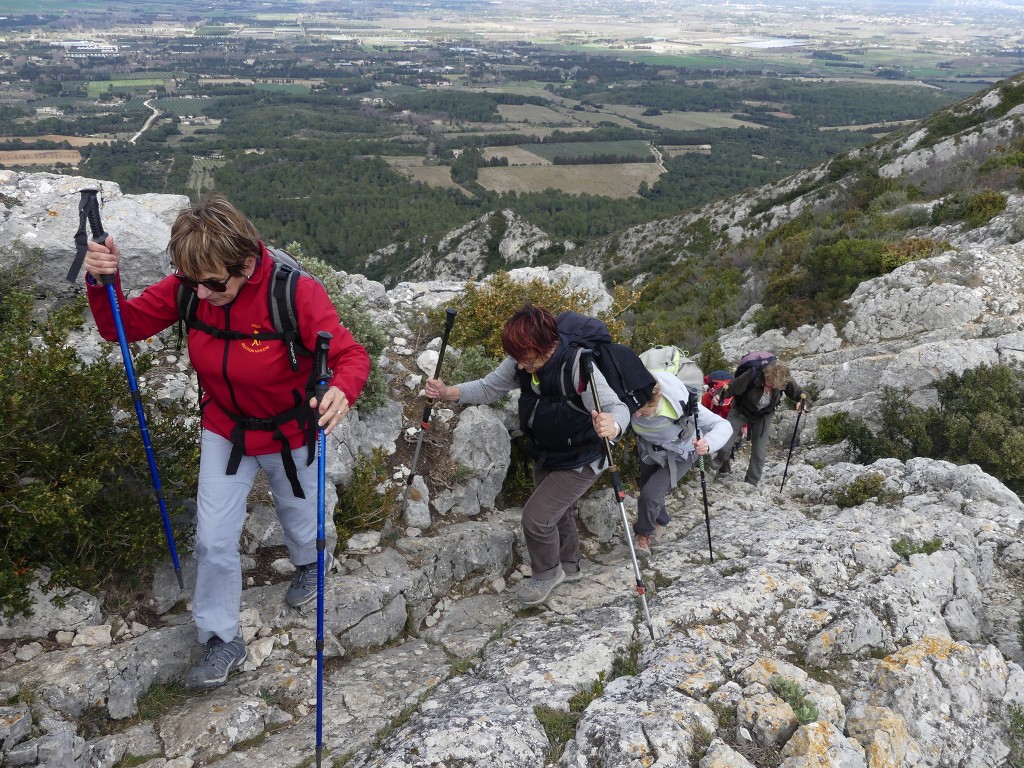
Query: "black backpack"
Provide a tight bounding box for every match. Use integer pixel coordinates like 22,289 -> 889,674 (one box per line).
556,311 -> 656,414
176,247 -> 315,372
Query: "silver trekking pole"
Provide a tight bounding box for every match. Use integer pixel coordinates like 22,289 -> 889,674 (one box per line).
580,351 -> 656,641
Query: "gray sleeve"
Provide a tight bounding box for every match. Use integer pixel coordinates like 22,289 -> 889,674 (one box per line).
696,404 -> 733,454
455,357 -> 520,405
574,357 -> 631,439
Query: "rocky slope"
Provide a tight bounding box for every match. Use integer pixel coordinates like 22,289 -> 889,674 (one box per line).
1,157 -> 1024,768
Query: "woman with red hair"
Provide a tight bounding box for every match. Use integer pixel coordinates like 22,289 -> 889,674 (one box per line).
426,304 -> 629,607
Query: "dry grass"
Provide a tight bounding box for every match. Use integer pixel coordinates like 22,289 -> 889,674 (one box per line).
0,149 -> 81,165
0,134 -> 114,146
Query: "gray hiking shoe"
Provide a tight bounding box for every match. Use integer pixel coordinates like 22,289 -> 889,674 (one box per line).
563,563 -> 583,583
185,635 -> 246,691
517,568 -> 566,607
286,555 -> 332,608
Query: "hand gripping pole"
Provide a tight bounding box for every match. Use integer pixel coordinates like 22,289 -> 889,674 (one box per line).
401,308 -> 457,513
580,351 -> 656,641
68,189 -> 184,590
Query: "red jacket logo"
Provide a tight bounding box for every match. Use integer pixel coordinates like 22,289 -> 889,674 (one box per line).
241,324 -> 271,354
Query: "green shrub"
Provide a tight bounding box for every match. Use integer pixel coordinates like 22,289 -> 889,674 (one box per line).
1010,703 -> 1024,768
820,365 -> 1024,495
931,189 -> 1008,229
445,344 -> 501,387
880,237 -> 949,272
964,189 -> 1008,228
336,446 -> 397,538
892,536 -> 943,560
0,281 -> 198,618
833,472 -> 886,508
816,412 -> 853,444
428,271 -> 599,359
769,677 -> 819,725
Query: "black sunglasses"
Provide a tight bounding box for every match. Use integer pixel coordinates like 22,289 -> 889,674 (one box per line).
173,271 -> 233,293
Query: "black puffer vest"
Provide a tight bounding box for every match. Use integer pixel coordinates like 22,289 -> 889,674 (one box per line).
516,336 -> 604,471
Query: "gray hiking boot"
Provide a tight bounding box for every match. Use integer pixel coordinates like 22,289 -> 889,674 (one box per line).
286,554 -> 332,608
517,568 -> 566,607
563,562 -> 583,583
185,635 -> 246,691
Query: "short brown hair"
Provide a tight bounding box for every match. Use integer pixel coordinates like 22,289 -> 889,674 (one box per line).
168,194 -> 260,278
501,304 -> 559,362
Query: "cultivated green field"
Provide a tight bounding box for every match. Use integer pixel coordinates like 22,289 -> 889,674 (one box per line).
87,79 -> 167,97
154,97 -> 212,116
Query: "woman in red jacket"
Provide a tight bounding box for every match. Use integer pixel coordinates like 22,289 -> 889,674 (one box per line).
84,194 -> 370,691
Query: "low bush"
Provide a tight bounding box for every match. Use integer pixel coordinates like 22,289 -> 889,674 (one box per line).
816,364 -> 1024,495
0,276 -> 198,618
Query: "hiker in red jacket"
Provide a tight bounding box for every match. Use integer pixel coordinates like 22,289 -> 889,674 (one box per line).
83,194 -> 370,691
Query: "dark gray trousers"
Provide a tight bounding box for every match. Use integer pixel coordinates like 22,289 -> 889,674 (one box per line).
523,464 -> 598,581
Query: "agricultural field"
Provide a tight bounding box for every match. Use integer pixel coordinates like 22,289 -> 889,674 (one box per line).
382,157 -> 469,191
661,144 -> 713,157
0,135 -> 113,146
482,146 -> 550,165
521,139 -> 654,163
0,149 -> 80,165
154,97 -> 214,116
600,105 -> 765,131
495,104 -> 573,125
186,156 -> 226,198
432,124 -> 593,140
477,163 -> 663,198
87,79 -> 169,97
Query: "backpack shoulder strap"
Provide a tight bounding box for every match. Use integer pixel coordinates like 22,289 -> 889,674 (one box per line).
268,259 -> 305,372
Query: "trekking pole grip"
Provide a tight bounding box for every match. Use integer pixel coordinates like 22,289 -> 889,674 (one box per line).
421,308 -> 457,425
314,331 -> 333,401
580,350 -> 620,477
82,190 -> 114,286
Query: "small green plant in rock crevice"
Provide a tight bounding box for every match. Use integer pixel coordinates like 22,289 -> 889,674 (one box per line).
769,676 -> 819,725
891,536 -> 943,561
832,472 -> 887,508
535,641 -> 646,762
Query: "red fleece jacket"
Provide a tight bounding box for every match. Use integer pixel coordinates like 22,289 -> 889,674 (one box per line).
87,244 -> 371,456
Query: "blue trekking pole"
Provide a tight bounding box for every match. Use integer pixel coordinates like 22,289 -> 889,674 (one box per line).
311,331 -> 333,768
67,188 -> 184,590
